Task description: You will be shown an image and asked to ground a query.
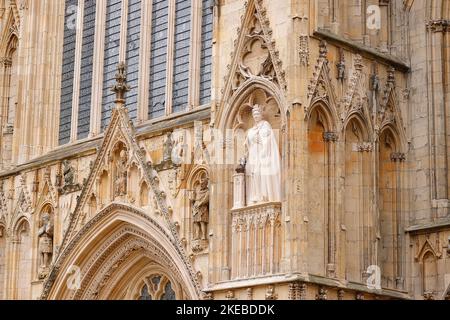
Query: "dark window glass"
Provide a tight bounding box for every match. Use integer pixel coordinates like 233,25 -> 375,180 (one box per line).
160,281 -> 176,300
77,0 -> 96,139
101,0 -> 122,130
148,0 -> 169,119
59,0 -> 78,145
172,0 -> 191,113
199,0 -> 213,105
125,0 -> 141,122
139,285 -> 152,300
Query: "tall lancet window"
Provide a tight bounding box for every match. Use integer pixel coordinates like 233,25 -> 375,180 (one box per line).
1,31 -> 18,169
6,40 -> 18,127
148,0 -> 169,119
171,0 -> 191,113
57,0 -> 214,144
77,0 -> 97,139
125,0 -> 142,121
199,0 -> 213,105
59,0 -> 78,145
101,0 -> 122,130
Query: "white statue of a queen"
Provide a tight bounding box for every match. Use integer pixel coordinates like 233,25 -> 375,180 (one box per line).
244,104 -> 281,204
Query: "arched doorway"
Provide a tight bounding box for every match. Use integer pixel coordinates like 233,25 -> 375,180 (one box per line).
42,203 -> 199,300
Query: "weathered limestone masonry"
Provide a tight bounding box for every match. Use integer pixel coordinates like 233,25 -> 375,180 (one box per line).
0,0 -> 448,300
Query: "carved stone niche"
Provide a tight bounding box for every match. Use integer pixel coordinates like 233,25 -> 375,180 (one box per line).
111,142 -> 129,201
37,204 -> 54,280
189,169 -> 210,253
231,89 -> 282,209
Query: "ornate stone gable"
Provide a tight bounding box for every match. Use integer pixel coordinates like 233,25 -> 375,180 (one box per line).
339,54 -> 371,127
35,167 -> 58,212
305,40 -> 339,117
219,0 -> 287,115
376,68 -> 406,136
50,64 -> 202,299
8,174 -> 32,231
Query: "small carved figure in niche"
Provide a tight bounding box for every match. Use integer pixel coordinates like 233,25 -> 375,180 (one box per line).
115,150 -> 128,197
163,132 -> 174,163
370,73 -> 380,92
244,104 -> 281,205
191,176 -> 209,241
38,209 -> 54,278
62,160 -> 75,187
336,48 -> 346,81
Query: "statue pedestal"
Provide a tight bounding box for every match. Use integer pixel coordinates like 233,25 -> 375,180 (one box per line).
38,266 -> 50,280
232,172 -> 246,209
230,202 -> 282,279
192,239 -> 208,253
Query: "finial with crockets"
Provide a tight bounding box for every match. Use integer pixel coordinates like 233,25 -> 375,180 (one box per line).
112,62 -> 130,104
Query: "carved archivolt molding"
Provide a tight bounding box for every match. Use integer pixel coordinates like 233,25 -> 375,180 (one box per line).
73,228 -> 186,300
41,203 -> 201,300
59,104 -> 182,257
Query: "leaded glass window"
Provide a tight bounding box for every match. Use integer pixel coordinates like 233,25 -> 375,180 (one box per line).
125,0 -> 142,121
199,0 -> 213,105
101,0 -> 122,130
77,0 -> 96,140
148,0 -> 169,119
59,0 -> 78,145
137,275 -> 176,300
171,0 -> 191,113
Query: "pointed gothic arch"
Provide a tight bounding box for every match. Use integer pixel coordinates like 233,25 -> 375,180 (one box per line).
41,203 -> 200,300
306,101 -> 338,277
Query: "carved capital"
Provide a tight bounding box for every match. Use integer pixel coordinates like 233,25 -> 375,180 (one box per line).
323,132 -> 338,142
0,57 -> 12,67
427,19 -> 450,33
357,142 -> 373,152
265,285 -> 278,300
390,152 -> 406,162
315,287 -> 328,300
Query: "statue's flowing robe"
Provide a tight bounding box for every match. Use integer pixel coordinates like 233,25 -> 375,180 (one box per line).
193,187 -> 209,222
245,120 -> 281,204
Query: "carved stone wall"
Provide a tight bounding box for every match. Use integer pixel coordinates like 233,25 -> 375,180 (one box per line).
0,0 -> 448,300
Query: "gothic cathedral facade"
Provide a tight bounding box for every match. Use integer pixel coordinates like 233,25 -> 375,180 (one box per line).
0,0 -> 449,300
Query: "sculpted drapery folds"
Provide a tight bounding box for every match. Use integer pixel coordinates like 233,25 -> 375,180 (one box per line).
244,104 -> 281,205
114,149 -> 128,198
191,176 -> 209,241
38,207 -> 54,279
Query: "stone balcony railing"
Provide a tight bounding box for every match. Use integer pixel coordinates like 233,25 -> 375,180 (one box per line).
230,202 -> 282,280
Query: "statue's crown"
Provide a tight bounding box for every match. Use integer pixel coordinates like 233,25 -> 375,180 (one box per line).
251,104 -> 262,114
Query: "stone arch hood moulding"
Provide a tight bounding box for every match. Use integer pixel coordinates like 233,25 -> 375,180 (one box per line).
40,202 -> 200,300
